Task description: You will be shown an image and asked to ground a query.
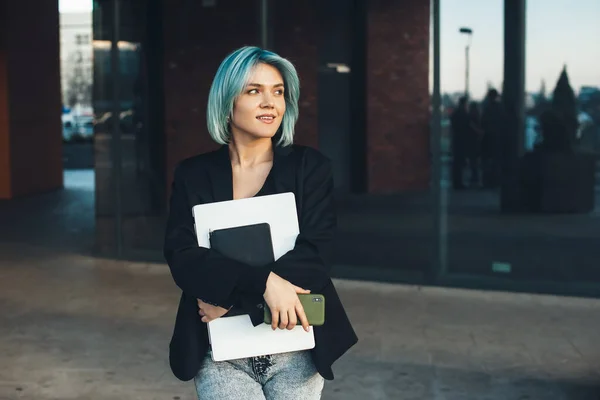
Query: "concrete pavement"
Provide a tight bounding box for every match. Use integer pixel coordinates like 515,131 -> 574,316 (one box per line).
1,242 -> 599,399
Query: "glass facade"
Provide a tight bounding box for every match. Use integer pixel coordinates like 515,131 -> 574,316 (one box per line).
436,0 -> 600,293
91,0 -> 600,296
93,0 -> 165,257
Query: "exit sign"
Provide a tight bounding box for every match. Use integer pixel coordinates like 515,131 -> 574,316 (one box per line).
492,262 -> 512,273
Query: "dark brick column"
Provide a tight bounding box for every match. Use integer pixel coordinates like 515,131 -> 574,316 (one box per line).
163,0 -> 260,180
0,0 -> 63,199
272,2 -> 319,148
366,0 -> 430,193
163,0 -> 320,185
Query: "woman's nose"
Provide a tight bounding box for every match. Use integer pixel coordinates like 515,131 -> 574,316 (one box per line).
260,93 -> 274,108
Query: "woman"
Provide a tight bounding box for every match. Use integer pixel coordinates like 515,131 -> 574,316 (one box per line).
164,46 -> 358,399
467,102 -> 483,187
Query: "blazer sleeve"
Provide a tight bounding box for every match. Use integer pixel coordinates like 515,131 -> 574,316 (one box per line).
163,163 -> 271,307
269,151 -> 336,292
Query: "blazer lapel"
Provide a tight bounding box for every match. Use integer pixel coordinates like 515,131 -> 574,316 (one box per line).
207,145 -> 234,202
270,144 -> 298,196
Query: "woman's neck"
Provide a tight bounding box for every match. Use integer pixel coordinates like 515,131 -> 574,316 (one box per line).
228,137 -> 273,168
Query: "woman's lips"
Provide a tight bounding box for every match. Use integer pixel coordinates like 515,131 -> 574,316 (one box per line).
257,115 -> 275,124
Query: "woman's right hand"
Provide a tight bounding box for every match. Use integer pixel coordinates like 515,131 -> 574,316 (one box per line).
263,272 -> 311,332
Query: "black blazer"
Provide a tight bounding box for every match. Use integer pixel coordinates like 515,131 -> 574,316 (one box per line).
164,143 -> 358,382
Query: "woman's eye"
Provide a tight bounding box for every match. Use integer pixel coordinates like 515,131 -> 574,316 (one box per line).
248,89 -> 259,94
275,90 -> 284,95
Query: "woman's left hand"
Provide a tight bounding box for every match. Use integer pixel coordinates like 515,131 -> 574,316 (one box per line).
197,299 -> 229,323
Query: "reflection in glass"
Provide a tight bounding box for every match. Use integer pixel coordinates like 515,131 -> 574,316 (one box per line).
440,0 -> 600,290
93,0 -> 165,255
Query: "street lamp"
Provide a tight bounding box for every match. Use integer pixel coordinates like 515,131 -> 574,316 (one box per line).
459,27 -> 473,98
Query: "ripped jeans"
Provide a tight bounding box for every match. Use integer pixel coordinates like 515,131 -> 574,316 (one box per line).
194,350 -> 324,400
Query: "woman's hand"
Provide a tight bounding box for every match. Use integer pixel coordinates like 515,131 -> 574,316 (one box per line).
263,272 -> 311,332
197,299 -> 229,323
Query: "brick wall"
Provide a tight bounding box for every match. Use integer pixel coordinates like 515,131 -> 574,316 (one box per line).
272,2 -> 318,148
163,0 -> 319,184
163,0 -> 258,181
366,0 -> 430,193
0,0 -> 62,199
162,0 -> 430,194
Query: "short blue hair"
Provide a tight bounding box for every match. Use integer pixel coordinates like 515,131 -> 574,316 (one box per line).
207,46 -> 300,147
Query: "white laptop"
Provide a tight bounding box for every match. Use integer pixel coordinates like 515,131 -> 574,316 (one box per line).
207,315 -> 315,362
192,192 -> 316,361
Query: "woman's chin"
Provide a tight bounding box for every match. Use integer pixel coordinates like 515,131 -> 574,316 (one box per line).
234,131 -> 277,142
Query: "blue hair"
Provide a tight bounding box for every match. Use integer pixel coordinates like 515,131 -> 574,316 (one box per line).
207,46 -> 300,147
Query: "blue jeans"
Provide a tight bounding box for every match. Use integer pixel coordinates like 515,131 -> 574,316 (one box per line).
194,351 -> 324,400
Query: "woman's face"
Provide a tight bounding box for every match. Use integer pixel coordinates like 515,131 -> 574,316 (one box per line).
229,63 -> 286,143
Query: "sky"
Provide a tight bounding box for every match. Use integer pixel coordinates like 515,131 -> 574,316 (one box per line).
60,0 -> 600,100
59,0 -> 92,13
438,0 -> 600,98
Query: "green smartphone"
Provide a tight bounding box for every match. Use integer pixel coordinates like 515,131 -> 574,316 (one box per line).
263,294 -> 325,326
